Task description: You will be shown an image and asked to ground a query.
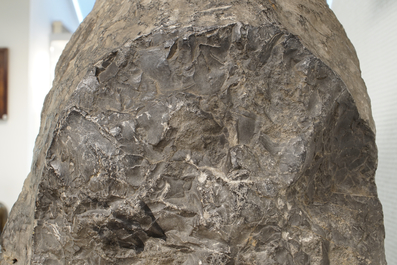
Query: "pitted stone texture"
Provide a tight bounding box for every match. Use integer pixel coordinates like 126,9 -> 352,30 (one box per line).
0,1 -> 386,265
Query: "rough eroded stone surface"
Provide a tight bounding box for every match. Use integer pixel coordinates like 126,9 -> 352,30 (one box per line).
0,0 -> 386,264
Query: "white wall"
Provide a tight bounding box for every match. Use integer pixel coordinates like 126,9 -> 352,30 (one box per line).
332,1 -> 397,263
0,0 -> 31,212
0,0 -> 79,212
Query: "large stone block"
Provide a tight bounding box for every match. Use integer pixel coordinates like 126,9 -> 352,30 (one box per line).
0,0 -> 386,264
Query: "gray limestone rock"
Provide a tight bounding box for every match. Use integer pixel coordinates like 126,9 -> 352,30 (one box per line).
0,0 -> 386,264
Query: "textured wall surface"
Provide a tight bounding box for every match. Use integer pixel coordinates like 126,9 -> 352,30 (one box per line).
332,1 -> 397,263
0,0 -> 386,264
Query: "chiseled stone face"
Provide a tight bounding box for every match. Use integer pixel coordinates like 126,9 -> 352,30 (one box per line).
25,24 -> 382,264
0,2 -> 386,265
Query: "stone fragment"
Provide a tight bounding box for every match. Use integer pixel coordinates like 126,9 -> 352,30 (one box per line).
0,0 -> 386,264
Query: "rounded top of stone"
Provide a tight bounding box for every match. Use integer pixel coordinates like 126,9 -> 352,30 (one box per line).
77,0 -> 373,132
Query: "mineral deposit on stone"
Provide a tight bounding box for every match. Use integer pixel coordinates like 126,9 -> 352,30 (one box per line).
0,0 -> 386,264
